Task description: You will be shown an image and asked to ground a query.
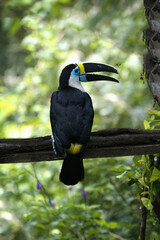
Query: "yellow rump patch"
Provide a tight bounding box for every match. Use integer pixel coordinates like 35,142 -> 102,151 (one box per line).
77,63 -> 85,74
66,143 -> 83,155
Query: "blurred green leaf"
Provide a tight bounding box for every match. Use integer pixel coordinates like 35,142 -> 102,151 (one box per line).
150,167 -> 160,183
106,221 -> 119,229
141,197 -> 153,210
144,120 -> 150,130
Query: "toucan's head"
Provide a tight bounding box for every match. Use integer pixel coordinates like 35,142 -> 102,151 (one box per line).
59,62 -> 119,91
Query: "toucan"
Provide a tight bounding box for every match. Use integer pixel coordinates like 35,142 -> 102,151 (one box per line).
50,62 -> 119,185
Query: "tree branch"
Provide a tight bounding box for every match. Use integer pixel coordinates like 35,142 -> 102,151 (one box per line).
152,156 -> 160,222
1,128 -> 160,163
140,202 -> 147,240
152,191 -> 160,222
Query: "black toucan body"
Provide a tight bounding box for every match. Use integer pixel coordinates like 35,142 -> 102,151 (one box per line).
50,62 -> 119,185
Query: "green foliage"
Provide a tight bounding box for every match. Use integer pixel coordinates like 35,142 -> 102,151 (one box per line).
1,0 -> 160,239
139,111 -> 160,213
145,110 -> 160,130
111,111 -> 160,238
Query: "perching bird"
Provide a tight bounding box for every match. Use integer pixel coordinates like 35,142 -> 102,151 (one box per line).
50,62 -> 119,185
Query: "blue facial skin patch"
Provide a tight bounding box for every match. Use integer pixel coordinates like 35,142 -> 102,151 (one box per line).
80,74 -> 87,82
71,66 -> 80,77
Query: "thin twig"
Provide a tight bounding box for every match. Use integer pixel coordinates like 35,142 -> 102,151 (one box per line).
109,231 -> 126,240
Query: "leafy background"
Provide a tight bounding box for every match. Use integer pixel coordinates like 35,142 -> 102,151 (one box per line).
0,0 -> 160,239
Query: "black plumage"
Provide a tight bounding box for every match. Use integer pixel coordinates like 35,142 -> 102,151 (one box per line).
50,87 -> 94,185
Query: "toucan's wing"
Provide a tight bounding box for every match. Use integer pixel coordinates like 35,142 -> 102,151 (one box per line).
78,92 -> 94,144
50,91 -> 70,154
50,88 -> 94,153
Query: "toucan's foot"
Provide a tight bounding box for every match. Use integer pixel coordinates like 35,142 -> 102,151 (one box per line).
51,135 -> 57,155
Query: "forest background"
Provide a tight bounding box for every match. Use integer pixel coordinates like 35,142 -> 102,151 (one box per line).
0,0 -> 159,239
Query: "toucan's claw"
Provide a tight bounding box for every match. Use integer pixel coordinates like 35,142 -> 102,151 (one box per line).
51,135 -> 57,155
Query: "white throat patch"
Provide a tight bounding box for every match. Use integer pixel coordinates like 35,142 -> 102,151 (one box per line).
68,76 -> 85,92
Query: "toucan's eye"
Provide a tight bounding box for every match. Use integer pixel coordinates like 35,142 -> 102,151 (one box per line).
75,69 -> 78,73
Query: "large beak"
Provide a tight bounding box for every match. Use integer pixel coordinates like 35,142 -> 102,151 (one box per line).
77,62 -> 119,83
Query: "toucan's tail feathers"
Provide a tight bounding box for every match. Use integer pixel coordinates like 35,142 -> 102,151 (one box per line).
60,155 -> 84,185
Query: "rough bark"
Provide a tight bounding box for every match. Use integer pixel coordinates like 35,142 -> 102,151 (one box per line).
143,0 -> 160,232
143,0 -> 160,105
152,191 -> 160,222
140,203 -> 147,240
